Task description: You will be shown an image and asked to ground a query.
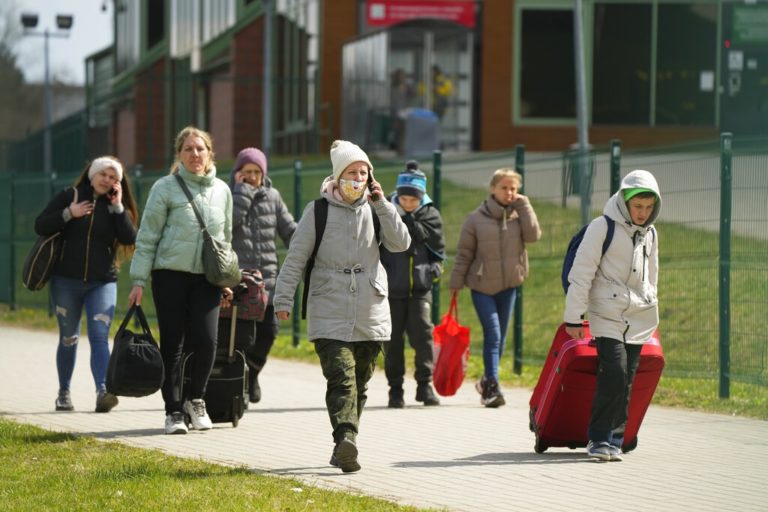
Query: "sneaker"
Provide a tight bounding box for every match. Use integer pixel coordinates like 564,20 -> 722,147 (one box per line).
415,383 -> 440,406
95,390 -> 119,413
164,412 -> 189,435
608,445 -> 624,462
55,389 -> 74,411
388,387 -> 405,408
479,378 -> 506,408
331,438 -> 361,473
248,370 -> 261,404
586,440 -> 612,462
183,398 -> 213,430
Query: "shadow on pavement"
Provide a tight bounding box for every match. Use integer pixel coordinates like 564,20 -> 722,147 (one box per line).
393,451 -> 588,467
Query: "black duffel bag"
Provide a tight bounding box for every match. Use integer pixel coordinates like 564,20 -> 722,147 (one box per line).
106,304 -> 165,397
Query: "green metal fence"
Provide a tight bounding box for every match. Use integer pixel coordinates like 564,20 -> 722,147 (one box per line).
2,137 -> 766,393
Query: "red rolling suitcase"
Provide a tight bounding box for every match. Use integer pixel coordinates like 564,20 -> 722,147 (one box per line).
529,322 -> 664,454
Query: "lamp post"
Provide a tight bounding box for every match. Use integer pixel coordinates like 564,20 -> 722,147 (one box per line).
20,13 -> 73,175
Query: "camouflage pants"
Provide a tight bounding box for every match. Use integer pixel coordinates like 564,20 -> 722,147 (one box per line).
313,339 -> 382,444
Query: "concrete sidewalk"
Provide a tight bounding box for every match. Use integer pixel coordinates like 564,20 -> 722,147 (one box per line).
1,325 -> 766,511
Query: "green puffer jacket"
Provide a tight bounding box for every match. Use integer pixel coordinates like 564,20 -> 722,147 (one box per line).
130,166 -> 233,287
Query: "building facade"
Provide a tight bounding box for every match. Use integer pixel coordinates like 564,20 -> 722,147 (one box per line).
90,0 -> 766,170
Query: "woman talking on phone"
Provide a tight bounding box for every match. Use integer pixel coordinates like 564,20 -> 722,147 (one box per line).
34,156 -> 138,413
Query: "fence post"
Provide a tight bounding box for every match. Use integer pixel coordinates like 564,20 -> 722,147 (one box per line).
513,144 -> 525,375
132,164 -> 143,208
431,150 -> 442,326
292,159 -> 302,347
9,171 -> 16,310
610,139 -> 621,195
719,133 -> 732,399
47,172 -> 58,317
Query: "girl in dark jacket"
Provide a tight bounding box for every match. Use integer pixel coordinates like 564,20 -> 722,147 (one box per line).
34,156 -> 138,413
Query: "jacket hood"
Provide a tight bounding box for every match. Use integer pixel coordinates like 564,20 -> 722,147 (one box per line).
229,173 -> 273,191
178,163 -> 217,185
388,191 -> 433,213
481,195 -> 513,220
604,170 -> 661,228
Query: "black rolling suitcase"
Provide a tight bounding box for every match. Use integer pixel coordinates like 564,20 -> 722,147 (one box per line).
181,304 -> 249,427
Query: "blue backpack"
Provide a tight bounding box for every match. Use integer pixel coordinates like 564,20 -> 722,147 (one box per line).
561,215 -> 615,294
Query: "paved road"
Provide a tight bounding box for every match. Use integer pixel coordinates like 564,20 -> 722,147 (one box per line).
436,150 -> 768,239
1,325 -> 766,511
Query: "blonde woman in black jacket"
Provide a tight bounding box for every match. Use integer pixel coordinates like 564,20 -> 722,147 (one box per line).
35,156 -> 138,413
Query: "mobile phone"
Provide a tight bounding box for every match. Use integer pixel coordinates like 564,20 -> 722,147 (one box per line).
367,176 -> 379,200
107,187 -> 117,198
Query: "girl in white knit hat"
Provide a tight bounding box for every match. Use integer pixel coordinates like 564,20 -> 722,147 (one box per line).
274,140 -> 411,473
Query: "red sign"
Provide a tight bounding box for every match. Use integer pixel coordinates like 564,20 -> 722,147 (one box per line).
367,0 -> 476,29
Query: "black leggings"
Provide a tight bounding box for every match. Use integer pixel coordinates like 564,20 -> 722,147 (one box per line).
152,270 -> 220,414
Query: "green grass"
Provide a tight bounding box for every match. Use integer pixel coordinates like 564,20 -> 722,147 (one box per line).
0,419 -> 429,512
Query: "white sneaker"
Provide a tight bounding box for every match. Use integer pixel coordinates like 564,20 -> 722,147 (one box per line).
164,412 -> 188,435
183,399 -> 213,430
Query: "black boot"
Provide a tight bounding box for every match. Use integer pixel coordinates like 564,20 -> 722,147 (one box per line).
388,387 -> 405,408
415,383 -> 440,406
249,367 -> 262,403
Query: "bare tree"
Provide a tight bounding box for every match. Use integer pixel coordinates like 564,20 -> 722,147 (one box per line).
0,1 -> 44,140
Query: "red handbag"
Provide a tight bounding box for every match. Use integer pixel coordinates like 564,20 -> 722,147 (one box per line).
219,270 -> 268,322
432,291 -> 471,397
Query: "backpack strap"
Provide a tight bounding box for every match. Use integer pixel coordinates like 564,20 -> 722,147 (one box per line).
601,215 -> 615,256
300,198 -> 381,319
371,203 -> 381,244
302,199 -> 328,319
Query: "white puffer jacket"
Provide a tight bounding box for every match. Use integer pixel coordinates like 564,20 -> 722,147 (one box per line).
564,170 -> 662,344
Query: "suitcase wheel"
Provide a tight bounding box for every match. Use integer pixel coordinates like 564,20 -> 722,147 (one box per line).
528,408 -> 536,433
231,396 -> 241,428
534,436 -> 548,454
622,436 -> 638,453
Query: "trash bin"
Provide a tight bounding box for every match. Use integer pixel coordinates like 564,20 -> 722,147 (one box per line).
402,108 -> 440,157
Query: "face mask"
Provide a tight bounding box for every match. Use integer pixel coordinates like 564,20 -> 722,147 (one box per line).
339,178 -> 366,201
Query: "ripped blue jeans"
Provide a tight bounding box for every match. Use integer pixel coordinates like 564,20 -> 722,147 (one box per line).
50,276 -> 117,392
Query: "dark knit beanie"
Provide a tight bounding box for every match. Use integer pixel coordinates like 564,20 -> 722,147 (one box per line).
233,147 -> 268,176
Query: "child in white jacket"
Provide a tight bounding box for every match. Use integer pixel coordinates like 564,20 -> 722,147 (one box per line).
564,169 -> 661,462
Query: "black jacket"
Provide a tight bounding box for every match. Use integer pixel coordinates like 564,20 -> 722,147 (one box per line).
34,182 -> 137,283
229,176 -> 296,300
380,194 -> 446,299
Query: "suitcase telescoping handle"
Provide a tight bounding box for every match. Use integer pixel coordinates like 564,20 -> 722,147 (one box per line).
227,304 -> 237,362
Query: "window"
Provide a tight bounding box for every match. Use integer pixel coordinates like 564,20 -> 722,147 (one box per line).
656,4 -> 717,125
592,3 -> 652,124
147,0 -> 165,49
519,9 -> 575,119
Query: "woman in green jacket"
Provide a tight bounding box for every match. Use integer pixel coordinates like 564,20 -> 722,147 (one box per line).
128,126 -> 234,435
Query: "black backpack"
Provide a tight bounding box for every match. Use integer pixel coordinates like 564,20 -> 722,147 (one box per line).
561,215 -> 615,294
301,198 -> 380,319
